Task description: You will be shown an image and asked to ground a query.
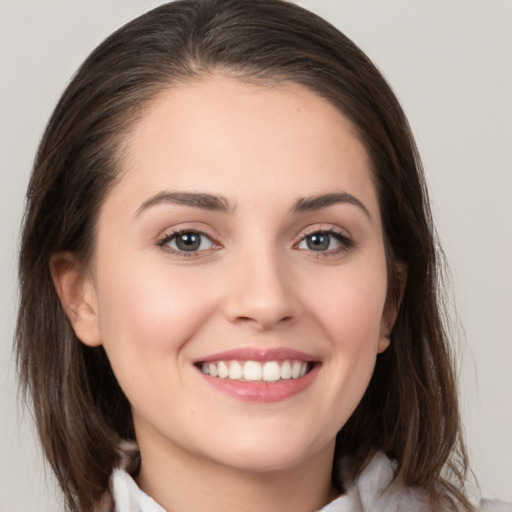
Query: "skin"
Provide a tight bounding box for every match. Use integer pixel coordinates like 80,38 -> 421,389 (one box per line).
53,75 -> 396,512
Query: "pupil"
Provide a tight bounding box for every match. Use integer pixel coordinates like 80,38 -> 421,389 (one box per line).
177,233 -> 200,251
307,233 -> 329,251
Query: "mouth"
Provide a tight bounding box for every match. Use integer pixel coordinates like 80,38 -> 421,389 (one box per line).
193,348 -> 320,402
195,359 -> 314,383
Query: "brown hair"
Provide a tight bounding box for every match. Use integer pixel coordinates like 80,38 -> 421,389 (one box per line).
16,0 -> 472,510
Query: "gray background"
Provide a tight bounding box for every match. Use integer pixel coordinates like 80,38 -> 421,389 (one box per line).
1,1 -> 511,510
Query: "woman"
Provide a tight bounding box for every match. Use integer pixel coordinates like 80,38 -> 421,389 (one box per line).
14,1 -> 511,511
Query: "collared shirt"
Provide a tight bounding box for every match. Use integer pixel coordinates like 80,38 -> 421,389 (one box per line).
110,452 -> 511,512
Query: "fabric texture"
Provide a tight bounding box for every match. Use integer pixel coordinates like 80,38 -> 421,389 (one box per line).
109,451 -> 511,512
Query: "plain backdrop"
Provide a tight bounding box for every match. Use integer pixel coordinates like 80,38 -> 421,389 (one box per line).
1,1 -> 511,510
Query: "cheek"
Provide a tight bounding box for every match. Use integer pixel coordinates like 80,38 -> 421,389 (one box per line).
94,256 -> 217,359
307,261 -> 388,348
93,259 -> 221,415
302,254 -> 388,408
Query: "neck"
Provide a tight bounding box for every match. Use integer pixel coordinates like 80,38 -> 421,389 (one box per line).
135,431 -> 337,512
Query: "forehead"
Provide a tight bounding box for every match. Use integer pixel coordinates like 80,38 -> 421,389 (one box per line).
110,75 -> 378,216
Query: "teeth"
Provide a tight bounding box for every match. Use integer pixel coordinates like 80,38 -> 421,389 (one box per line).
218,361 -> 229,379
243,361 -> 262,381
209,363 -> 218,378
262,361 -> 281,382
291,361 -> 301,378
229,360 -> 243,380
280,360 -> 292,380
200,360 -> 311,382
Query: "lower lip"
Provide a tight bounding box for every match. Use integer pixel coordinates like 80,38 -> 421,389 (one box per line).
197,364 -> 319,403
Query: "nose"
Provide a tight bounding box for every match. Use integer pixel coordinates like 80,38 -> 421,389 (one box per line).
223,251 -> 302,331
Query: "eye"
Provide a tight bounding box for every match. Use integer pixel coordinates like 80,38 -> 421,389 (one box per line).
159,230 -> 215,253
296,229 -> 353,253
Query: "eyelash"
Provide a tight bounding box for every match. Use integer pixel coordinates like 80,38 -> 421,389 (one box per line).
157,229 -> 218,257
156,226 -> 354,258
295,227 -> 354,257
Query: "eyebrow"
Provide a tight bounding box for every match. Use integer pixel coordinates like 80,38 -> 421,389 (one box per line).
135,190 -> 370,220
135,191 -> 235,216
292,192 -> 371,219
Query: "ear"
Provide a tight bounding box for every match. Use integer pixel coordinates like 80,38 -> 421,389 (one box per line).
378,262 -> 407,353
50,252 -> 102,347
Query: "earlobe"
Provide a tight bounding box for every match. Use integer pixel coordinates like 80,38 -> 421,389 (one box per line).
50,252 -> 102,347
378,261 -> 407,353
377,333 -> 390,353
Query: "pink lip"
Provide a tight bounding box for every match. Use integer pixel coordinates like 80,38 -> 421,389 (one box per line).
194,347 -> 321,403
194,347 -> 318,364
197,364 -> 320,403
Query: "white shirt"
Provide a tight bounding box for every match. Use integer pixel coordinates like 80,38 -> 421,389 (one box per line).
110,452 -> 511,512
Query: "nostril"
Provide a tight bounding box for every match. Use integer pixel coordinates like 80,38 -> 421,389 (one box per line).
233,313 -> 296,330
223,278 -> 302,330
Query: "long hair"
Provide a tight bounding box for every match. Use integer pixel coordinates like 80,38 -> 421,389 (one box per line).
16,1 -> 471,510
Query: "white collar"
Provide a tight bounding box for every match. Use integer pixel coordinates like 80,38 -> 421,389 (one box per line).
111,467 -> 166,512
110,452 -> 427,512
110,452 -> 508,512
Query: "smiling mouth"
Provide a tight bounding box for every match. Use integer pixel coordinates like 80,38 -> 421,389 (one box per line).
196,359 -> 314,383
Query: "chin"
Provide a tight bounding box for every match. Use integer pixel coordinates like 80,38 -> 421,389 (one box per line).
202,429 -> 335,474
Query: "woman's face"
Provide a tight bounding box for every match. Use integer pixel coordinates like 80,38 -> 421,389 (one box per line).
77,76 -> 392,474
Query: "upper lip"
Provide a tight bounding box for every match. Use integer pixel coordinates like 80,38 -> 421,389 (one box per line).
194,347 -> 319,364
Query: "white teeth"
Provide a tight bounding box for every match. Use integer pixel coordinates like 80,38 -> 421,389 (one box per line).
280,360 -> 292,380
229,360 -> 243,380
291,361 -> 301,378
263,361 -> 281,382
218,361 -> 229,379
209,363 -> 218,378
243,361 -> 262,381
200,359 -> 311,382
